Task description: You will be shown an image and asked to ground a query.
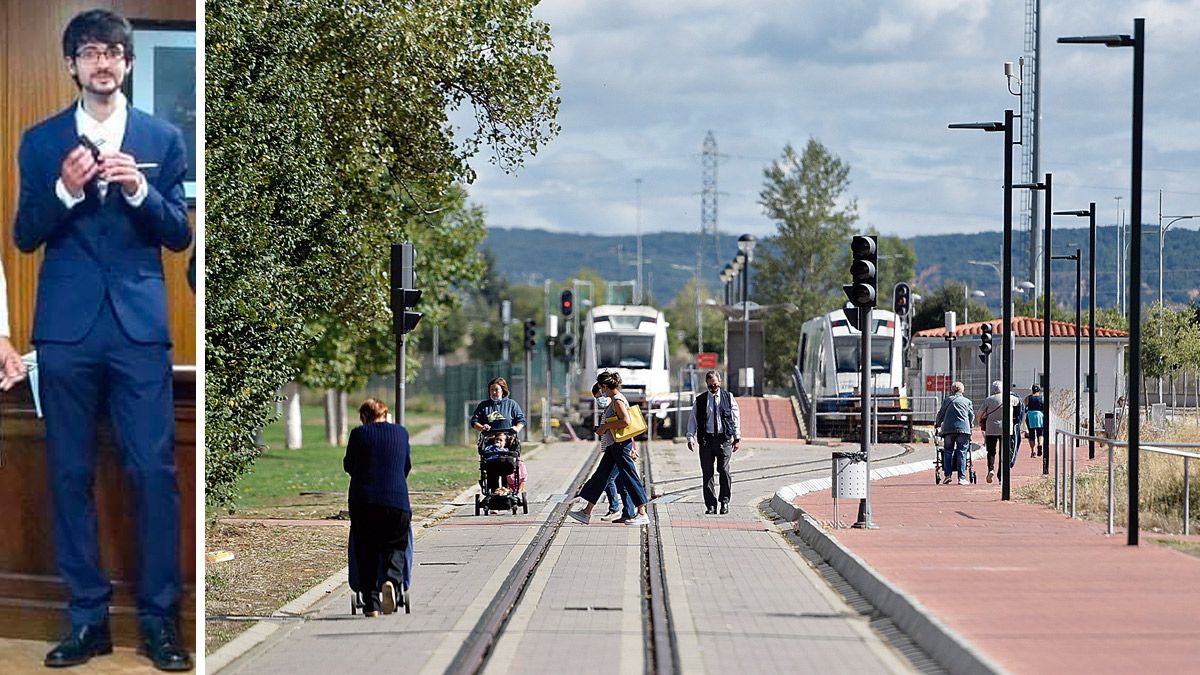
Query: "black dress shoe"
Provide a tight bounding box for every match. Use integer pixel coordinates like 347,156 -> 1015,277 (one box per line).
45,622 -> 113,668
705,506 -> 716,514
138,622 -> 194,672
719,503 -> 729,515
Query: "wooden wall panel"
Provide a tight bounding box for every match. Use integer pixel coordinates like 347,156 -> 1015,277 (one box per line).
1,0 -> 196,364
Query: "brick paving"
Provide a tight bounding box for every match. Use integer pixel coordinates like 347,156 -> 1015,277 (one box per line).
791,435 -> 1200,674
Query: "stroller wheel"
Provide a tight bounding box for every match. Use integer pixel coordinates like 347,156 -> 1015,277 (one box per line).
934,471 -> 941,485
351,596 -> 357,615
971,470 -> 977,484
522,492 -> 528,514
474,494 -> 481,516
403,589 -> 411,614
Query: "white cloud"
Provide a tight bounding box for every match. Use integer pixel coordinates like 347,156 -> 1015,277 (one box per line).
465,0 -> 1200,240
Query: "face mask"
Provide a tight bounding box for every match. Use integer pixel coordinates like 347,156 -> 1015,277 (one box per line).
708,384 -> 719,393
596,395 -> 611,408
490,393 -> 501,402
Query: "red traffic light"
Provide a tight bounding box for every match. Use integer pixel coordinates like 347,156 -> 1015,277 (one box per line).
560,289 -> 574,317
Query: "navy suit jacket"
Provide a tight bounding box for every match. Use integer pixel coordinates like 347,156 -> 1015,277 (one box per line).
14,104 -> 191,345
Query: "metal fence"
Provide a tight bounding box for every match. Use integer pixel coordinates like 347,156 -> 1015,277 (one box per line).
1052,429 -> 1199,536
444,361 -> 527,446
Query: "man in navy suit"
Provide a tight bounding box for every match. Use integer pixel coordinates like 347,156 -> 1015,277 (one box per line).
13,9 -> 192,671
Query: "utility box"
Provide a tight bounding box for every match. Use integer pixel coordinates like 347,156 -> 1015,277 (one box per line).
832,451 -> 867,499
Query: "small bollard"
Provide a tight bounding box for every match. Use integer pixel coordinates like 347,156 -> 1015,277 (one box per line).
832,451 -> 868,528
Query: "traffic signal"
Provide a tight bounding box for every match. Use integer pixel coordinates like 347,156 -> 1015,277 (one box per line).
561,333 -> 576,362
560,289 -> 574,317
843,235 -> 878,309
524,319 -> 537,351
390,243 -> 422,334
979,322 -> 993,356
893,282 -> 911,317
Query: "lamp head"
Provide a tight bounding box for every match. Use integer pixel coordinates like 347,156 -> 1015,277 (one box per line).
1053,209 -> 1091,217
1014,182 -> 1046,190
1057,34 -> 1134,48
948,121 -> 1005,132
737,233 -> 757,257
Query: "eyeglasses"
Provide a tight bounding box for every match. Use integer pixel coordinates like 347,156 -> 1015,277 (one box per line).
75,46 -> 127,64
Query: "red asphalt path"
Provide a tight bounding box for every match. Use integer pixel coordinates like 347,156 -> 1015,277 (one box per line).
793,437 -> 1200,674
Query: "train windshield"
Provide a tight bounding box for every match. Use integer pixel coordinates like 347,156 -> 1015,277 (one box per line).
833,336 -> 892,373
596,334 -> 654,369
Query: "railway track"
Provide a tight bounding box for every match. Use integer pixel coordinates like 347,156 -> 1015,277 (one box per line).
445,435 -> 679,675
651,445 -> 917,500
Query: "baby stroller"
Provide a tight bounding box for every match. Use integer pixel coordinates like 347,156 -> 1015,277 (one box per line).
348,521 -> 413,615
933,433 -> 977,484
474,429 -> 529,515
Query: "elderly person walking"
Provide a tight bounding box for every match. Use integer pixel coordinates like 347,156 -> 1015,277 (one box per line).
976,381 -> 1021,484
344,398 -> 412,616
934,381 -> 974,485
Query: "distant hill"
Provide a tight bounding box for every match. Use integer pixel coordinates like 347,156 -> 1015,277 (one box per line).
482,226 -> 1200,312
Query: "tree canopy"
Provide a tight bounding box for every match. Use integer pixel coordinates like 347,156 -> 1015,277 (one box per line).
204,0 -> 560,506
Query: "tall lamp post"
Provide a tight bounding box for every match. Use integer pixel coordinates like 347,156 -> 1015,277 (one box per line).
1059,18 -> 1144,545
1051,250 -> 1082,448
737,234 -> 757,396
1016,175 -> 1052,476
1055,204 -> 1098,458
950,110 -> 1016,500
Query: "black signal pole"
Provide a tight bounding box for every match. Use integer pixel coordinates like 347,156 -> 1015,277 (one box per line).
1055,203 -> 1098,459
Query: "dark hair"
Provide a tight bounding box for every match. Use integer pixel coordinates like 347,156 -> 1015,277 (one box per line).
1031,383 -> 1041,393
591,382 -> 602,396
596,371 -> 622,390
63,9 -> 134,60
488,377 -> 509,397
359,398 -> 389,424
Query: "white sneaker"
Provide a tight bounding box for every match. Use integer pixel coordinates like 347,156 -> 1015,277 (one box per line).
381,581 -> 397,614
625,514 -> 650,526
958,478 -> 969,485
567,510 -> 591,525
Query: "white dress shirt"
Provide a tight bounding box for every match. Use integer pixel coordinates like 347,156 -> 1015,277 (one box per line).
0,256 -> 10,337
55,92 -> 147,207
686,388 -> 741,441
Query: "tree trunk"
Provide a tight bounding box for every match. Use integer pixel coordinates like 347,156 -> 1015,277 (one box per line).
284,382 -> 302,449
337,390 -> 349,445
323,389 -> 337,446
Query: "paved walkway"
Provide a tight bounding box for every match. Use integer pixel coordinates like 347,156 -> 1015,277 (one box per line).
782,435 -> 1200,674
213,437 -> 924,674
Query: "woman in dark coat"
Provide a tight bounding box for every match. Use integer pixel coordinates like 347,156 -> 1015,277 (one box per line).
343,398 -> 412,616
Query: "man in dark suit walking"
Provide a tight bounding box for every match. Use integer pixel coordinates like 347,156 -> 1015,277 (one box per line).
685,371 -> 742,515
13,9 -> 192,671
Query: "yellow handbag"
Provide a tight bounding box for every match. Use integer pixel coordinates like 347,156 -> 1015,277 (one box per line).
606,404 -> 648,442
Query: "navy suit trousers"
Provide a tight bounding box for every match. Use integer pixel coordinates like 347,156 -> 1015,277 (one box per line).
37,297 -> 178,628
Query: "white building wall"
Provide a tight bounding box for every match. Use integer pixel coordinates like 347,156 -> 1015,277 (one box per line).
912,337 -> 1126,423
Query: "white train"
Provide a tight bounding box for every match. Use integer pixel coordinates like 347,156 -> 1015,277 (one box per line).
797,307 -> 907,409
580,304 -> 671,406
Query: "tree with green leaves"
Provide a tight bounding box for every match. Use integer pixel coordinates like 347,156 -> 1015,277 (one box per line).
911,282 -> 995,333
753,139 -> 859,385
205,0 -> 560,507
664,277 -> 724,356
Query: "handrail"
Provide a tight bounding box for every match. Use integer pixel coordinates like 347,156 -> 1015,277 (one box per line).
791,365 -> 815,440
1053,428 -> 1197,536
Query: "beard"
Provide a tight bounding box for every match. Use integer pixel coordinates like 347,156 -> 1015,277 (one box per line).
81,69 -> 124,97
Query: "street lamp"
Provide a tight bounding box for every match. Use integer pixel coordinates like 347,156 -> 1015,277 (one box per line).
1159,214 -> 1200,309
738,234 -> 757,395
965,287 -> 986,324
1055,204 -> 1098,459
1019,280 -> 1036,318
1059,18 -> 1145,546
950,110 -> 1016,500
1016,175 -> 1053,476
1051,250 -> 1082,454
721,264 -> 734,306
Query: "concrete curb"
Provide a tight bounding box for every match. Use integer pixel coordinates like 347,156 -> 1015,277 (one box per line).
206,480 -> 481,673
771,451 -> 1006,675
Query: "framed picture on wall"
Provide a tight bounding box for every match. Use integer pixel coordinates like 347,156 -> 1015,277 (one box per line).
126,20 -> 197,204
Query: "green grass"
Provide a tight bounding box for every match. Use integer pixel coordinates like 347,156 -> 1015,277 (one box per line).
229,405 -> 473,511
1151,538 -> 1200,559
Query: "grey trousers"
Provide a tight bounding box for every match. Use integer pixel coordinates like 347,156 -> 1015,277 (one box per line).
698,434 -> 733,508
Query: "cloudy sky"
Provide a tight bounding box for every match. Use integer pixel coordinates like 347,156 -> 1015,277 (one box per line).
463,0 -> 1200,244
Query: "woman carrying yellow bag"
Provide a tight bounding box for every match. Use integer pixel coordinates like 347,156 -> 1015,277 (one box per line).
568,372 -> 651,526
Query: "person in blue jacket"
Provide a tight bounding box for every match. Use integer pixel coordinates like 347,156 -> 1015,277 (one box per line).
344,398 -> 412,616
471,377 -> 527,435
14,9 -> 191,670
935,381 -> 975,485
